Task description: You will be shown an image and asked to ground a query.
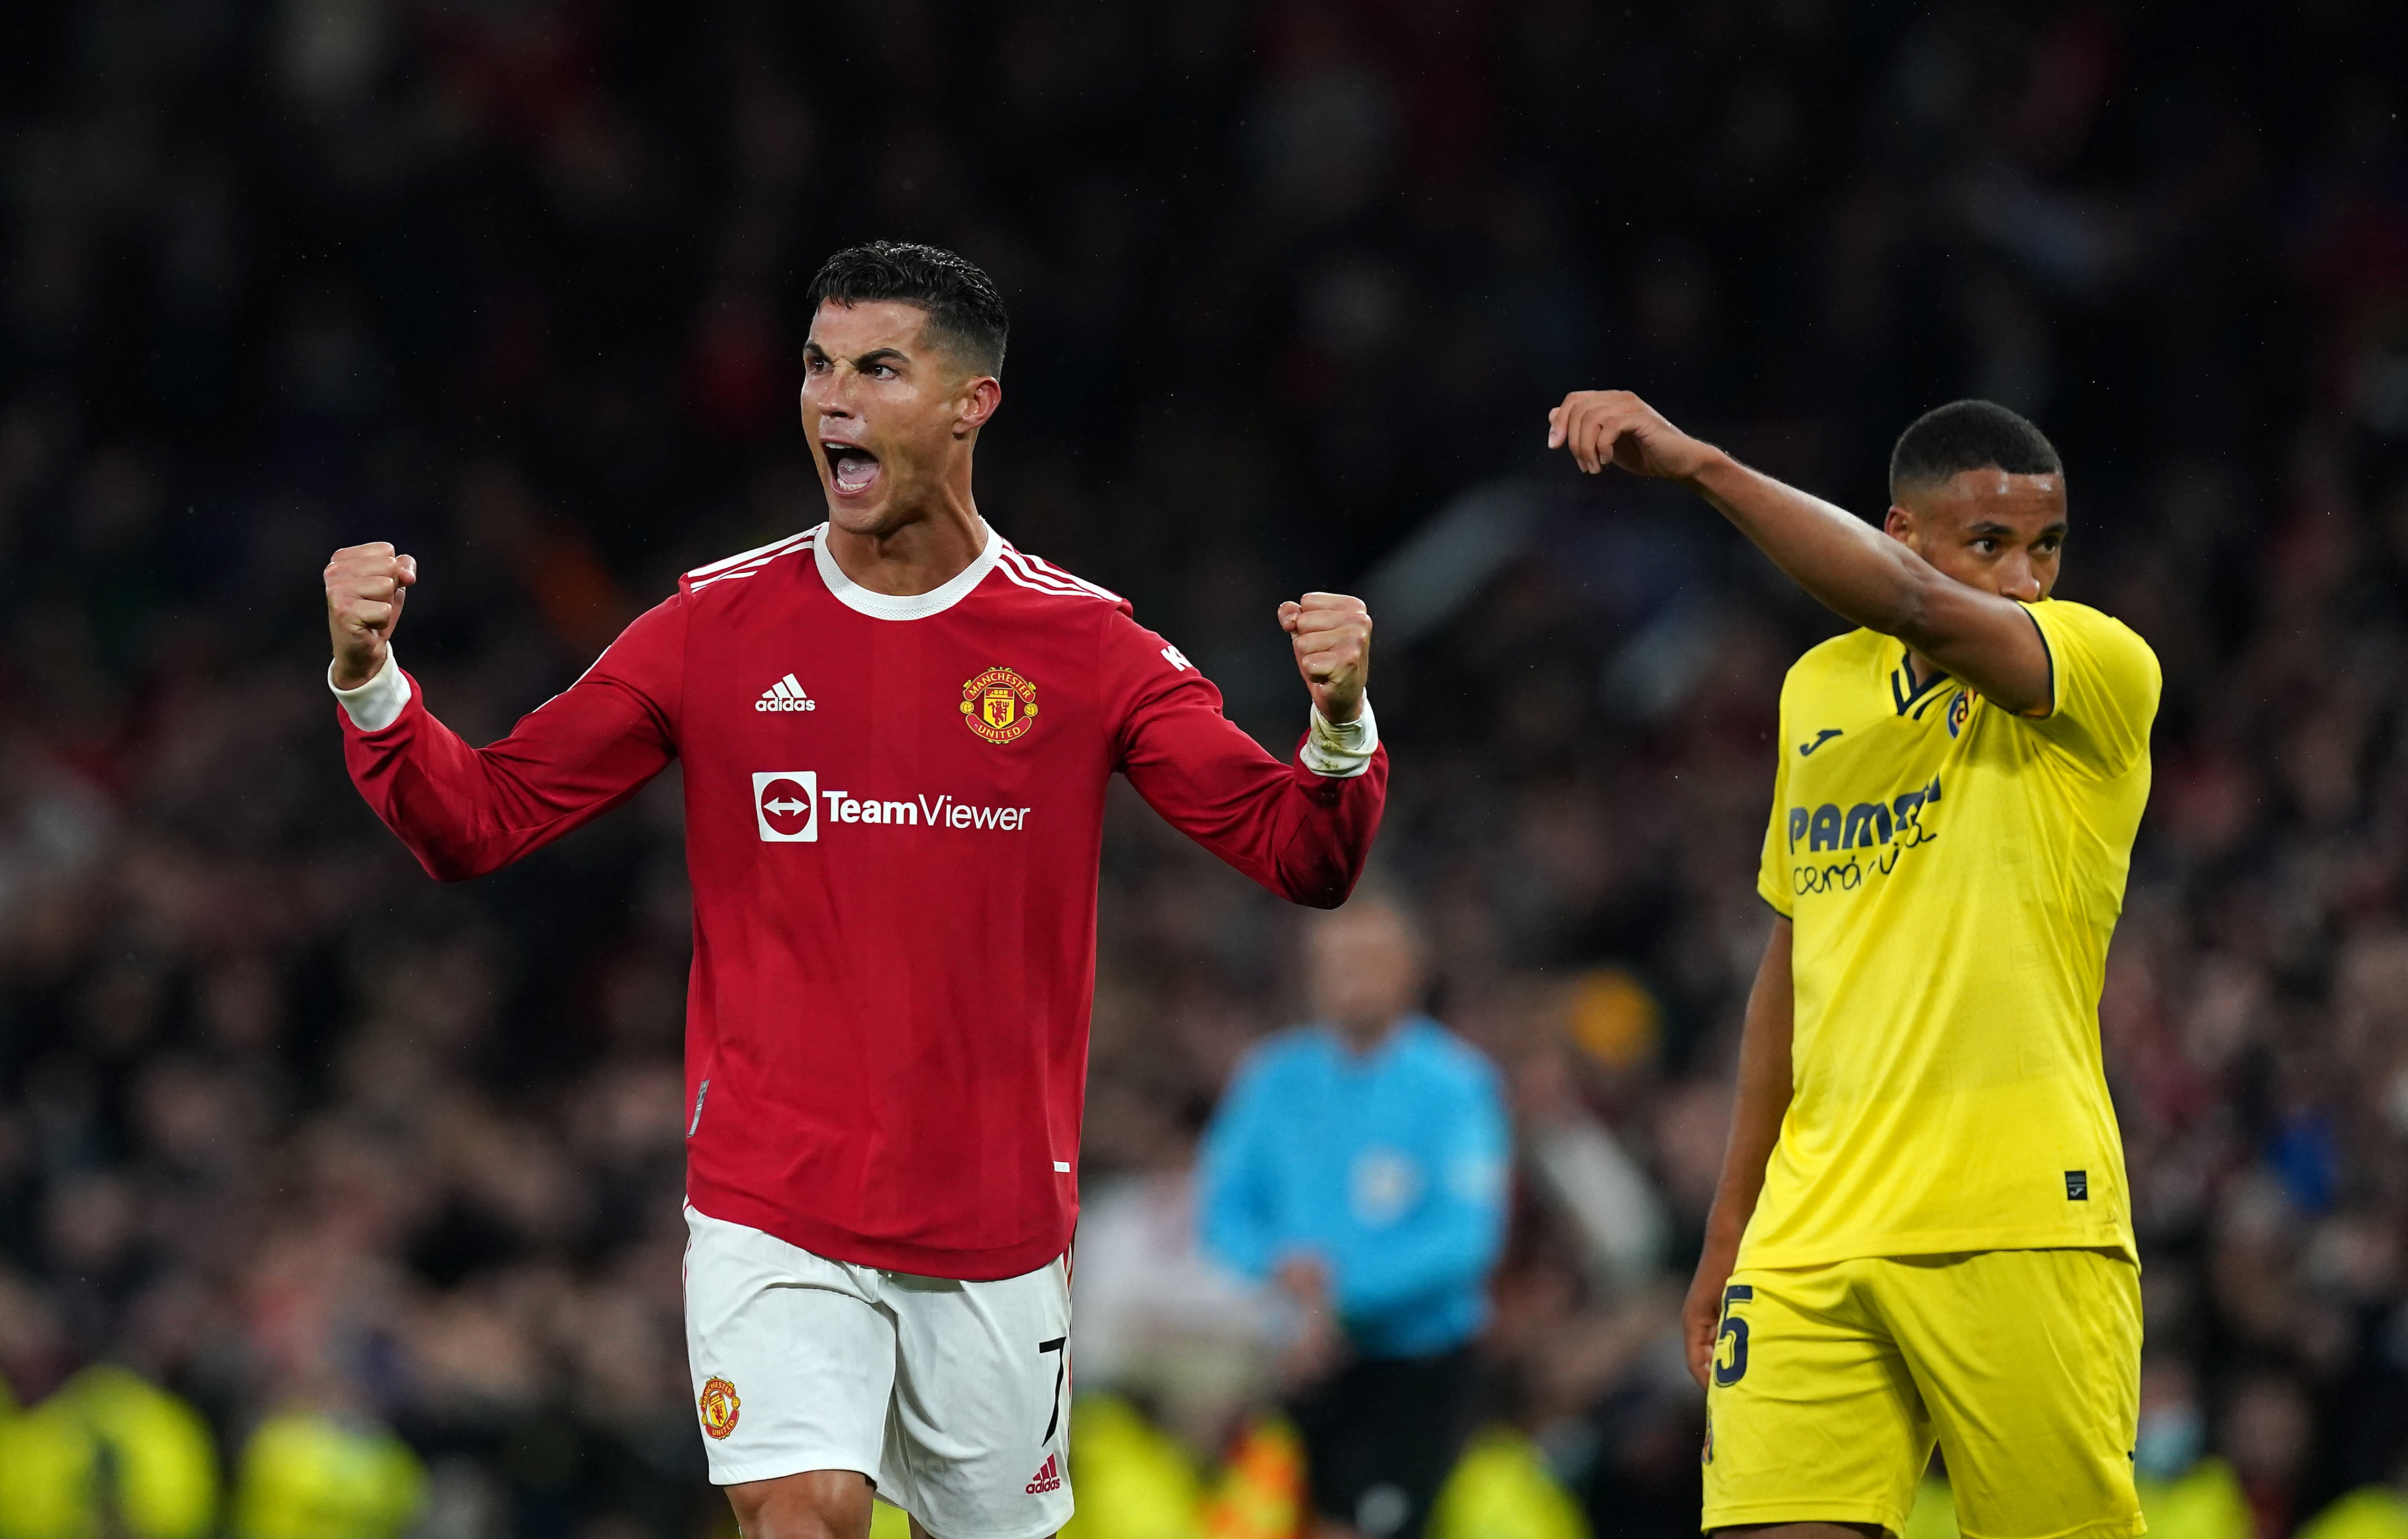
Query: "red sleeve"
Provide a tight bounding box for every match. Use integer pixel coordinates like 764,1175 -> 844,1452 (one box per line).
1107,614 -> 1386,909
340,591 -> 686,882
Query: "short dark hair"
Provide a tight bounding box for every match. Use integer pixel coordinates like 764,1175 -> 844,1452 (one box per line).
807,241 -> 1008,376
1889,399 -> 2063,499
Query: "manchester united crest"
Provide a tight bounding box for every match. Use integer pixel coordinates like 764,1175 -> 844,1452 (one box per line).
698,1377 -> 741,1440
960,666 -> 1040,744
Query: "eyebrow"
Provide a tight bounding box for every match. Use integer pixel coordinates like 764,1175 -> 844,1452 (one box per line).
1968,520 -> 2069,538
802,341 -> 910,369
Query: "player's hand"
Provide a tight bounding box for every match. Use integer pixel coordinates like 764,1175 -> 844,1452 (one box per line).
325,542 -> 417,689
1681,1253 -> 1731,1391
1279,592 -> 1372,724
1546,389 -> 1721,482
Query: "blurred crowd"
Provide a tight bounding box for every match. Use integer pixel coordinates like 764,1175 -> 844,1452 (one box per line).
2,1 -> 2407,1535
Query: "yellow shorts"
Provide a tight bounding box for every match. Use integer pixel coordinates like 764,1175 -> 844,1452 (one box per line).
1700,1249 -> 2143,1539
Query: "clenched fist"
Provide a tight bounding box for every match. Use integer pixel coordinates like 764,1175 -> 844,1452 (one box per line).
1546,389 -> 1722,483
325,542 -> 417,689
1279,592 -> 1372,724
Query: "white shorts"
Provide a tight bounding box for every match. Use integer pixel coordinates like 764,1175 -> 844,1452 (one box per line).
682,1203 -> 1074,1539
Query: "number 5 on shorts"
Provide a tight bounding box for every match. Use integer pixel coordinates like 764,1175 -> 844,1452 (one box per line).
1714,1284 -> 1753,1387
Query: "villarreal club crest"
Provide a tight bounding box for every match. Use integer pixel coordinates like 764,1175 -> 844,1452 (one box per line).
962,666 -> 1040,744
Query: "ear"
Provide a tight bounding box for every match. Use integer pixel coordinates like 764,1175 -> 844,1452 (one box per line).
1882,503 -> 1917,545
955,376 -> 1003,437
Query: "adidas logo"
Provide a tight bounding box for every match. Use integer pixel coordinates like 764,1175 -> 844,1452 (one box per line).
756,674 -> 817,713
1024,1452 -> 1062,1495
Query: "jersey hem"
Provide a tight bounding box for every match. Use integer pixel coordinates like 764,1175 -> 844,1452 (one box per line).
885,1502 -> 1077,1539
686,1181 -> 1072,1282
1735,1225 -> 2138,1273
1700,1499 -> 1905,1535
706,1454 -> 879,1489
1958,1515 -> 2145,1539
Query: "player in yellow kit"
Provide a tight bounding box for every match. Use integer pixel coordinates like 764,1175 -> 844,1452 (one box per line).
1546,392 -> 2158,1539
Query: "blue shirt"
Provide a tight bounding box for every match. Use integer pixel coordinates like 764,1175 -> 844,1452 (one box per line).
1197,1016 -> 1511,1358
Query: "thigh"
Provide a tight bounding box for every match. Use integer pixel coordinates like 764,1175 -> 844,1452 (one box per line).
1874,1250 -> 2142,1539
881,1254 -> 1073,1539
683,1204 -> 898,1488
1702,1264 -> 1931,1536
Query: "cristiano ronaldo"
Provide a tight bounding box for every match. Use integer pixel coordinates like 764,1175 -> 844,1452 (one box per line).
325,243 -> 1388,1539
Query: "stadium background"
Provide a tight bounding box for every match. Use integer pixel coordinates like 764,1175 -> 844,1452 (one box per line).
1,0 -> 2405,1535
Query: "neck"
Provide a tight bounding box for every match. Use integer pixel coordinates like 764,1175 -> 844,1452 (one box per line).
1904,647 -> 1945,690
824,482 -> 985,597
1333,1013 -> 1408,1055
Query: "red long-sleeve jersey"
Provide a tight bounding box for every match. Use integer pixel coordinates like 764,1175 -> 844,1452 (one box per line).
339,524 -> 1386,1278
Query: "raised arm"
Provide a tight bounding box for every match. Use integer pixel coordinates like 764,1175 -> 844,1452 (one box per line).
1547,391 -> 2053,714
325,542 -> 683,882
1112,597 -> 1385,908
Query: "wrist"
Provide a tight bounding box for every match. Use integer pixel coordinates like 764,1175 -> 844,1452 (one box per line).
1680,442 -> 1738,492
331,642 -> 388,690
329,649 -> 411,732
1302,697 -> 1378,778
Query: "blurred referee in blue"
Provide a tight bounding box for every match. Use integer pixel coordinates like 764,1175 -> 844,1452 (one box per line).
1200,893 -> 1511,1539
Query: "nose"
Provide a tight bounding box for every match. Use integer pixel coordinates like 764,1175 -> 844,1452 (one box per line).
2001,551 -> 2042,602
801,364 -> 857,419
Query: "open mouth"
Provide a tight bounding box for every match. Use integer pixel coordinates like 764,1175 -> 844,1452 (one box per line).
823,442 -> 881,496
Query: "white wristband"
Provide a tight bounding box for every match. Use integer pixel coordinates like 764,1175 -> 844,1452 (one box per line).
1301,697 -> 1378,779
329,651 -> 412,732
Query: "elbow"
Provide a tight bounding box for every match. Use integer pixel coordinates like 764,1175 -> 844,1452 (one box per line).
1280,871 -> 1358,910
417,846 -> 505,884
1273,846 -> 1373,909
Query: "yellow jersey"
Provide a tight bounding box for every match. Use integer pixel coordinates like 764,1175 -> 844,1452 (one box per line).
1743,598 -> 2159,1269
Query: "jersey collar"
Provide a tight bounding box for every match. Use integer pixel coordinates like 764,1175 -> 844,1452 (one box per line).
812,519 -> 1003,621
1890,647 -> 1954,718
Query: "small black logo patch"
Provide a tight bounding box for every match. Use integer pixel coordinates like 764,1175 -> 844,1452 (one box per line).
2065,1170 -> 2089,1201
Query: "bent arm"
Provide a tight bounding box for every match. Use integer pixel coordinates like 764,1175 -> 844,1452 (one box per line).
338,597 -> 683,881
341,666 -> 673,881
1684,453 -> 2050,712
1119,686 -> 1386,909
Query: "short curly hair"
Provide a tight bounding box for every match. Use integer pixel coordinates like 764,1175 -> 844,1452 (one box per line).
1889,400 -> 2062,500
806,241 -> 1008,376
